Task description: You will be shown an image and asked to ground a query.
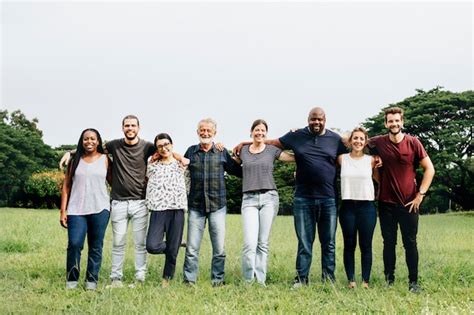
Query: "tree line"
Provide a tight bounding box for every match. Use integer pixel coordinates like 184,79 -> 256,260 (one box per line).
1,87 -> 472,213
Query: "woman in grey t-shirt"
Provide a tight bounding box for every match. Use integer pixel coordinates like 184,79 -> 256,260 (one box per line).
234,119 -> 294,286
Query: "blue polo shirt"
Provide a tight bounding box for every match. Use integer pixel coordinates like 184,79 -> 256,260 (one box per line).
279,127 -> 346,198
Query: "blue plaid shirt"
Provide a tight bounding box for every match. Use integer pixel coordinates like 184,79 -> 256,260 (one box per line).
185,144 -> 242,213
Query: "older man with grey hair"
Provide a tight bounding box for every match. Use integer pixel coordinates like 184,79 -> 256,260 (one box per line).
182,118 -> 242,286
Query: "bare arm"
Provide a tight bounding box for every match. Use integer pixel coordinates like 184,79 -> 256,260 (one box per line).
405,156 -> 435,212
59,169 -> 71,228
278,151 -> 295,162
371,156 -> 380,184
233,138 -> 284,156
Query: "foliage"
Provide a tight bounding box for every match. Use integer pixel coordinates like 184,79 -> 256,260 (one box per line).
0,209 -> 472,313
24,170 -> 64,208
363,87 -> 474,212
225,159 -> 296,215
0,109 -> 58,206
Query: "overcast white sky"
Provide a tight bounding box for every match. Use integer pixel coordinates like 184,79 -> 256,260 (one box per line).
2,1 -> 472,153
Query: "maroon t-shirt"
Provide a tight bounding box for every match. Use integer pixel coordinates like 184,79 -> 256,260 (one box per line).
370,134 -> 428,206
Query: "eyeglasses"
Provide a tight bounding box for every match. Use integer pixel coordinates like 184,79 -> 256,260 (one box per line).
157,142 -> 172,150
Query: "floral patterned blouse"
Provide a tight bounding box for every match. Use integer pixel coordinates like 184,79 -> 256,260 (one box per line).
146,159 -> 187,211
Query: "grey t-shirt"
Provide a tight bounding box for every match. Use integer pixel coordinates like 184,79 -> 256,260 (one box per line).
240,144 -> 282,193
106,138 -> 155,200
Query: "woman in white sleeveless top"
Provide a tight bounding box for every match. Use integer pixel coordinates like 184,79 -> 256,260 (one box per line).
60,128 -> 111,290
337,127 -> 377,289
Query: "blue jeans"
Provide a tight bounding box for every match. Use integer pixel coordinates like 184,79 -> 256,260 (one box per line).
183,207 -> 226,285
66,209 -> 110,283
339,200 -> 377,282
293,197 -> 337,281
241,190 -> 279,284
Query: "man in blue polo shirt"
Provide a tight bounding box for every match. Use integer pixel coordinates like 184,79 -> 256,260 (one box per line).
279,107 -> 346,287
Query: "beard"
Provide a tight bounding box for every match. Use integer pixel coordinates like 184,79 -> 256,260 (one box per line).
389,127 -> 402,135
125,133 -> 137,141
199,137 -> 214,144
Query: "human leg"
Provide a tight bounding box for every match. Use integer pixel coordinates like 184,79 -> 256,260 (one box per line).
85,209 -> 110,284
183,209 -> 206,283
208,206 -> 226,285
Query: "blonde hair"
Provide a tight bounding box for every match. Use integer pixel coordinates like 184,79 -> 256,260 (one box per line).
343,126 -> 369,153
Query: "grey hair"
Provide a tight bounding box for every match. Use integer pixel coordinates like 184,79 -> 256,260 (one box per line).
197,118 -> 217,131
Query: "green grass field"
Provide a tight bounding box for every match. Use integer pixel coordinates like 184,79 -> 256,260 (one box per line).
0,208 -> 472,314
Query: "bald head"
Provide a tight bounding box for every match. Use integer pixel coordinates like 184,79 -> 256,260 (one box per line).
307,107 -> 326,135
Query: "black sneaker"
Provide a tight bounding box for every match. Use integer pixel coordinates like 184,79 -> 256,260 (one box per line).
409,282 -> 422,294
385,275 -> 395,287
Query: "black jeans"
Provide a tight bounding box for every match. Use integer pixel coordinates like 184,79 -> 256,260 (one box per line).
339,200 -> 377,283
146,210 -> 184,279
378,202 -> 419,283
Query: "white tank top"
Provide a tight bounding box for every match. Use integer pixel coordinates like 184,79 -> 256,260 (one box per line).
67,155 -> 110,215
340,154 -> 375,201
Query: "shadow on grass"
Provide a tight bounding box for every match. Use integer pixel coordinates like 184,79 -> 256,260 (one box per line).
446,211 -> 474,218
0,240 -> 30,253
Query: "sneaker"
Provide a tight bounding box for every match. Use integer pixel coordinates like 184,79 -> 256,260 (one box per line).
211,281 -> 225,287
106,279 -> 124,289
85,281 -> 97,290
161,279 -> 170,288
66,281 -> 78,289
362,281 -> 369,289
409,282 -> 423,294
385,274 -> 395,287
184,280 -> 196,287
291,276 -> 308,290
348,281 -> 356,289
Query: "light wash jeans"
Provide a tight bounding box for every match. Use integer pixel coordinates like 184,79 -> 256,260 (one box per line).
183,207 -> 226,285
241,190 -> 279,284
110,199 -> 148,281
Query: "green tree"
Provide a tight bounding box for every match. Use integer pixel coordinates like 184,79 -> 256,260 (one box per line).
363,87 -> 473,212
0,110 -> 58,206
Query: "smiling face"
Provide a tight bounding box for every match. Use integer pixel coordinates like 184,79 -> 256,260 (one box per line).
384,113 -> 404,136
251,123 -> 267,144
197,122 -> 216,145
349,130 -> 367,153
307,108 -> 326,135
122,118 -> 140,141
156,138 -> 173,158
82,130 -> 99,153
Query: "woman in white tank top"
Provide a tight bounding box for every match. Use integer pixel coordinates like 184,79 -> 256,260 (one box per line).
60,128 -> 111,290
337,127 -> 378,289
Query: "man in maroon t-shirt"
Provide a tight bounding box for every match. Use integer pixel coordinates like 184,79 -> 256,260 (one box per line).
370,107 -> 435,293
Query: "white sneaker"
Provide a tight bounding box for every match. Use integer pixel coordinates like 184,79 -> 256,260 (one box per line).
128,278 -> 145,288
106,279 -> 123,289
66,281 -> 78,289
85,282 -> 97,290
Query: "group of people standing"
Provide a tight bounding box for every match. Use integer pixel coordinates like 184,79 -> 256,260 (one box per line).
59,106 -> 434,293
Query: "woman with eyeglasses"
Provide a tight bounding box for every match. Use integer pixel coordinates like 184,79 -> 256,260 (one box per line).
145,133 -> 187,288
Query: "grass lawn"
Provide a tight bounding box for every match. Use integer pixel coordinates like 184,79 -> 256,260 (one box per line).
0,208 -> 473,313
